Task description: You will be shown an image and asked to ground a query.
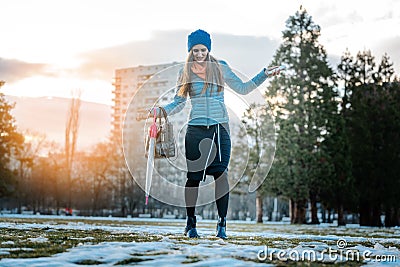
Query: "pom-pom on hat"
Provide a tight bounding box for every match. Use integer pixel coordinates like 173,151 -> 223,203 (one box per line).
187,29 -> 211,52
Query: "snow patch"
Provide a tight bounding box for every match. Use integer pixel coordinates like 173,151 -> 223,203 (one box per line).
28,237 -> 48,243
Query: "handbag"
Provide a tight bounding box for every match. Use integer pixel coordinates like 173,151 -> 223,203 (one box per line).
145,107 -> 176,158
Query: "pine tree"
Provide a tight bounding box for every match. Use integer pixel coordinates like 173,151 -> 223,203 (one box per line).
348,50 -> 400,226
354,50 -> 376,85
326,49 -> 360,226
264,7 -> 338,224
381,82 -> 400,226
350,82 -> 382,226
337,48 -> 356,111
0,83 -> 24,197
376,53 -> 396,84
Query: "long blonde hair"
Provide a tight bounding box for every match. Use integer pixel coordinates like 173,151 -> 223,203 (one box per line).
177,51 -> 224,97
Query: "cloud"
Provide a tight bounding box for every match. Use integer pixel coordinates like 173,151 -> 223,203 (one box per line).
76,30 -> 187,80
0,58 -> 49,83
77,30 -> 280,80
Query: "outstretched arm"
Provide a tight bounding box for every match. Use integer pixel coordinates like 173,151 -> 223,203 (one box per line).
221,60 -> 281,95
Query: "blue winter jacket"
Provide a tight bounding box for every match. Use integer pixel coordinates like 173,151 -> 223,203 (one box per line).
162,60 -> 268,126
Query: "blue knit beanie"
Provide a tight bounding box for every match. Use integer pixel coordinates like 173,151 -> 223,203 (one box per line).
187,29 -> 211,52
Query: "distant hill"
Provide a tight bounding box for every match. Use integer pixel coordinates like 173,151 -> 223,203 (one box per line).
5,95 -> 112,150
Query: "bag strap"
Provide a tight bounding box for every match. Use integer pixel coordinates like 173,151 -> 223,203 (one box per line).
158,107 -> 169,125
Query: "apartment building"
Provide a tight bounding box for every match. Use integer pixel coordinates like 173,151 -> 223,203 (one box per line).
111,62 -> 189,200
111,62 -> 180,139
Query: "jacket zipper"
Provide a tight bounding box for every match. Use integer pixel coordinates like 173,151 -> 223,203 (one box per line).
206,87 -> 209,128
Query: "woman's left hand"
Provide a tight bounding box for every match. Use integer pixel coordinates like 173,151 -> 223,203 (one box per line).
265,66 -> 281,76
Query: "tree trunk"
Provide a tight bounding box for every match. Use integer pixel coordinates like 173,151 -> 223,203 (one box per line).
17,201 -> 22,214
360,203 -> 383,226
384,207 -> 395,227
397,208 -> 400,227
120,173 -> 127,217
359,202 -> 370,226
337,203 -> 346,226
256,192 -> 263,223
327,209 -> 332,223
289,198 -> 294,223
292,199 -> 307,224
65,93 -> 81,208
321,205 -> 326,223
372,205 -> 383,227
309,193 -> 320,224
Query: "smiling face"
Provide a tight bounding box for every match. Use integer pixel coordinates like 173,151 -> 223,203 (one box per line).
192,44 -> 208,63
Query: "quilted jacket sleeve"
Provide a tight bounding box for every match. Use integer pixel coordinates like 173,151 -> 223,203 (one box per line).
220,60 -> 268,95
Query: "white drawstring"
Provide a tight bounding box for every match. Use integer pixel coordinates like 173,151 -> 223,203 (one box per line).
217,124 -> 221,162
203,131 -> 216,181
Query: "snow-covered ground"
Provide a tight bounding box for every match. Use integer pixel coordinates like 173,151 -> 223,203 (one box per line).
0,214 -> 399,266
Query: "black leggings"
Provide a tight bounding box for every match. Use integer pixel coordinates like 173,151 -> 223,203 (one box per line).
185,171 -> 229,218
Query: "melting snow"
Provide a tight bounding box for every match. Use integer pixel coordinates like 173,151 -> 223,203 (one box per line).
0,214 -> 399,266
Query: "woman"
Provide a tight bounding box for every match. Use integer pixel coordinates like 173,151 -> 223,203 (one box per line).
155,29 -> 280,239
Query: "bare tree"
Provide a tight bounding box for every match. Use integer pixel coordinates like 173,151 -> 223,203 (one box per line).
14,130 -> 48,213
65,90 -> 81,210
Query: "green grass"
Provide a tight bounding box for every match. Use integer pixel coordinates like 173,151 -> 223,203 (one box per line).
114,257 -> 151,265
181,255 -> 202,264
75,259 -> 105,265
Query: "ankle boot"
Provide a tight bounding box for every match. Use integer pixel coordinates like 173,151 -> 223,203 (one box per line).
184,216 -> 199,238
216,217 -> 227,239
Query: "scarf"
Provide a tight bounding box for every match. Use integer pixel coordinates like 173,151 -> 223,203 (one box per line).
191,62 -> 207,80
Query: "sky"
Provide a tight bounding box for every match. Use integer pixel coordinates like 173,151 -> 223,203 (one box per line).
1,0 -> 399,105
